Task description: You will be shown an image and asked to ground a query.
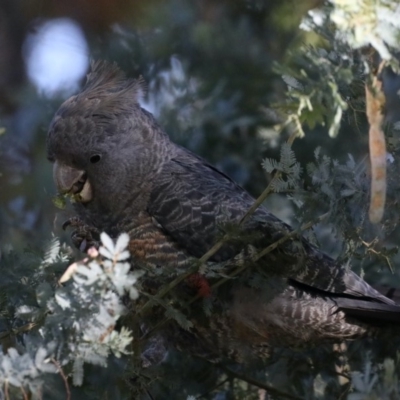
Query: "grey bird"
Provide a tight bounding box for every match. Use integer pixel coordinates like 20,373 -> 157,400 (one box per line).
46,60 -> 400,362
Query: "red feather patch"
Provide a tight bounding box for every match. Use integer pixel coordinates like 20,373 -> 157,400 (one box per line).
186,273 -> 211,298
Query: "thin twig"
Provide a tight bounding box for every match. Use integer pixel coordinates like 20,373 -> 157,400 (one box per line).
20,386 -> 29,400
206,211 -> 330,293
140,211 -> 329,341
51,358 -> 71,400
0,323 -> 38,341
145,388 -> 155,400
139,318 -> 168,342
0,313 -> 48,341
4,381 -> 9,400
197,376 -> 230,399
238,131 -> 297,228
139,290 -> 173,311
138,264 -> 199,315
198,130 -> 299,267
338,382 -> 352,400
217,363 -> 304,400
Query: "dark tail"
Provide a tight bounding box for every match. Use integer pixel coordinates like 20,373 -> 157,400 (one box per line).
336,297 -> 400,325
374,284 -> 400,304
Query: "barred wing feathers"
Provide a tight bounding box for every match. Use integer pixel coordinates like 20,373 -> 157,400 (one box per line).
148,144 -> 399,323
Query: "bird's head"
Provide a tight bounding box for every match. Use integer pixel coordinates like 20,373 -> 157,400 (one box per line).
46,61 -> 169,227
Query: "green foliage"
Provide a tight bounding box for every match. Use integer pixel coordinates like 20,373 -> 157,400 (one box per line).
273,45 -> 352,138
330,0 -> 400,63
0,234 -> 140,398
349,358 -> 400,400
262,142 -> 302,191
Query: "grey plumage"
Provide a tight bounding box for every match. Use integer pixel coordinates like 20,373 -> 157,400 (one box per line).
47,60 -> 400,361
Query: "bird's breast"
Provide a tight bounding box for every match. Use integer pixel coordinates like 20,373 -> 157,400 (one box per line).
127,211 -> 193,270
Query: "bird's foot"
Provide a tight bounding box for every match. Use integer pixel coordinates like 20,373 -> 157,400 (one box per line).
62,216 -> 100,252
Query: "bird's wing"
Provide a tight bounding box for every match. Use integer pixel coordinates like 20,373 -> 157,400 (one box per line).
148,145 -> 261,260
148,145 -> 394,306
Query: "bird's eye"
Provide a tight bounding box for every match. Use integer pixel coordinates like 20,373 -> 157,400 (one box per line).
90,154 -> 101,164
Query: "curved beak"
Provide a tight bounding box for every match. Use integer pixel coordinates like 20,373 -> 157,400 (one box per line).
53,161 -> 92,202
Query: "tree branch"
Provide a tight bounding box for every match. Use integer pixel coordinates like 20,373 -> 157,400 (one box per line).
216,363 -> 304,400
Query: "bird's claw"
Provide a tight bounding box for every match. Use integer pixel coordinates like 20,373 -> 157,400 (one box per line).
62,217 -> 100,252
